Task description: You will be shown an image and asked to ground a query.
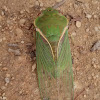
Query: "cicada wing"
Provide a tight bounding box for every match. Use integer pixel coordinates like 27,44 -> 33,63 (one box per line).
56,30 -> 74,100
36,32 -> 57,100
36,30 -> 74,100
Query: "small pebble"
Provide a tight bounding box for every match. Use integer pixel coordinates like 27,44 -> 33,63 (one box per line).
1,11 -> 5,16
93,64 -> 97,68
92,58 -> 97,64
93,75 -> 97,79
2,96 -> 7,100
16,28 -> 23,34
2,93 -> 5,96
35,1 -> 39,6
11,77 -> 15,80
5,77 -> 10,83
76,21 -> 81,28
0,37 -> 6,42
93,64 -> 99,69
20,10 -> 25,14
21,40 -> 24,44
19,90 -> 23,95
40,2 -> 43,7
84,95 -> 87,98
2,67 -> 8,71
86,28 -> 89,32
91,40 -> 100,51
6,74 -> 10,77
16,28 -> 23,37
19,19 -> 26,26
3,6 -> 8,11
32,63 -> 36,72
72,32 -> 76,36
86,14 -> 92,19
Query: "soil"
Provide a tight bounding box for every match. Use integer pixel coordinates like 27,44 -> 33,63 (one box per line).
0,0 -> 100,100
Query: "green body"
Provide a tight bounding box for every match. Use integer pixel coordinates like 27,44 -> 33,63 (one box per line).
34,8 -> 74,100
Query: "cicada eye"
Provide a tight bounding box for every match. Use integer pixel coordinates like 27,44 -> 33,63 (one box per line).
37,12 -> 41,16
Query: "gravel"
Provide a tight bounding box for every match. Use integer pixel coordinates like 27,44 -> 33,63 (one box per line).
76,21 -> 81,28
15,28 -> 23,38
35,1 -> 40,6
86,28 -> 89,32
19,19 -> 26,26
94,27 -> 99,32
86,14 -> 92,19
5,77 -> 10,83
40,2 -> 44,7
32,63 -> 36,72
72,32 -> 76,36
8,48 -> 21,56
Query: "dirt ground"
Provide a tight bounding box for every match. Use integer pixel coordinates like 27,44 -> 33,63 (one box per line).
0,0 -> 100,100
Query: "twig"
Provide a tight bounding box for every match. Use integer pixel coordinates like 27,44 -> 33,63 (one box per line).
52,0 -> 66,9
74,88 -> 85,100
74,84 -> 91,100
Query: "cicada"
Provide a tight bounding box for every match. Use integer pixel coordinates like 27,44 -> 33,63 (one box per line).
34,7 -> 74,100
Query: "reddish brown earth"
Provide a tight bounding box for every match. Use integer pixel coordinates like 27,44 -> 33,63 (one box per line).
0,0 -> 100,100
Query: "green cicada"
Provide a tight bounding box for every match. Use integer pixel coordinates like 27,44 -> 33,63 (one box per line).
34,7 -> 74,100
